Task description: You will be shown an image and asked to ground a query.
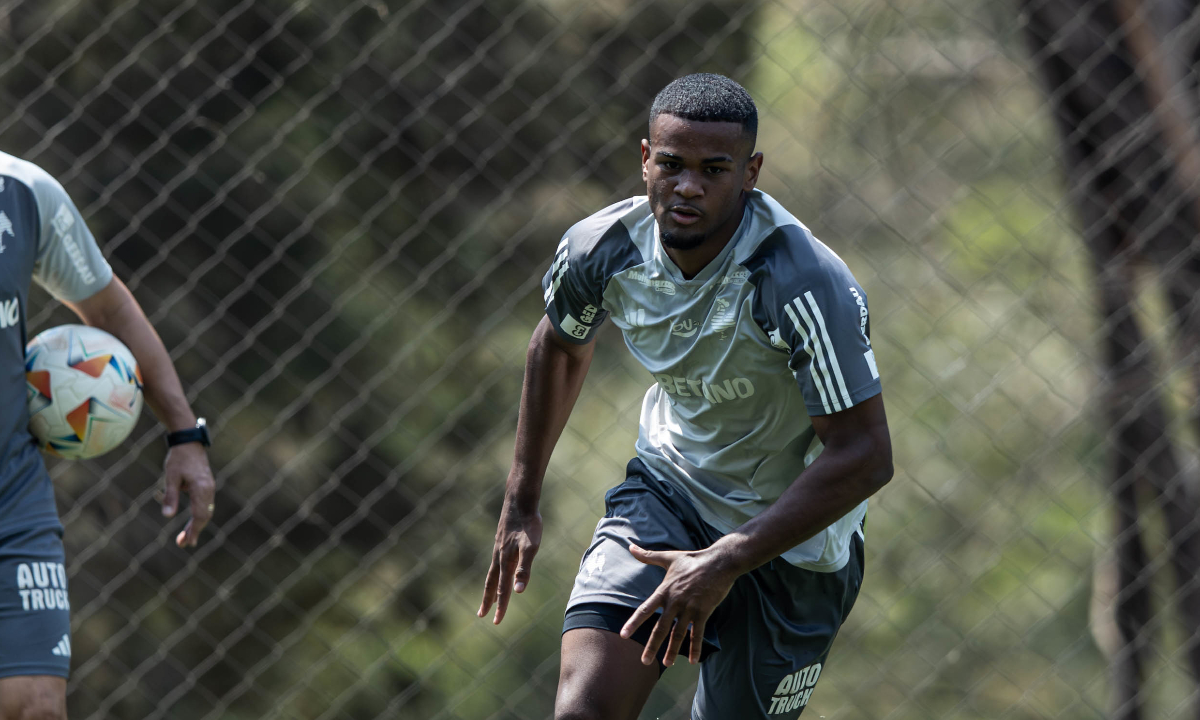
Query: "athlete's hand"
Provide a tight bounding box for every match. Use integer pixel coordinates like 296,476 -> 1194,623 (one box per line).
161,442 -> 216,548
620,544 -> 738,667
478,497 -> 543,625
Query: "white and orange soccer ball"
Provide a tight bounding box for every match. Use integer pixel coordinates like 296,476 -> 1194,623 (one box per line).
25,325 -> 144,459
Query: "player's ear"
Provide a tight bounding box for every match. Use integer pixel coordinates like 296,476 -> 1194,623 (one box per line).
743,151 -> 763,192
641,139 -> 651,182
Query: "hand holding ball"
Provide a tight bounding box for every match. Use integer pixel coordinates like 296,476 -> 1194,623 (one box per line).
25,325 -> 144,459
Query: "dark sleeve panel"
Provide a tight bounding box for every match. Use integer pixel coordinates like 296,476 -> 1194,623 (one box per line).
541,201 -> 644,344
745,226 -> 881,416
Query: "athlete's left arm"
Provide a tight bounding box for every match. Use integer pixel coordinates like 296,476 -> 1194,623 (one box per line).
621,394 -> 892,666
65,277 -> 216,548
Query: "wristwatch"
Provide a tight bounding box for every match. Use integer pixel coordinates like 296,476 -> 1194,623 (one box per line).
166,417 -> 211,448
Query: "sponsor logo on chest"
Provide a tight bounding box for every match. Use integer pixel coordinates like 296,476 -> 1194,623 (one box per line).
627,269 -> 676,295
670,318 -> 698,337
654,373 -> 755,403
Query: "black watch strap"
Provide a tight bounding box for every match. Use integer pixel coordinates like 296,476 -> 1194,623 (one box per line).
167,418 -> 211,448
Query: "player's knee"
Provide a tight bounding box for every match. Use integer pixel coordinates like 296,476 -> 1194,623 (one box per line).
554,674 -> 618,720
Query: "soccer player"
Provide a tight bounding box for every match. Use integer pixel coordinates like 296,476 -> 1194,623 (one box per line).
0,151 -> 216,720
479,73 -> 893,719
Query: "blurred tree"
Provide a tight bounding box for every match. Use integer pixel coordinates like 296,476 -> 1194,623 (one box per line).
1023,0 -> 1200,717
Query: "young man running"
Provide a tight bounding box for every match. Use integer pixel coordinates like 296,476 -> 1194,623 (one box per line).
0,151 -> 216,720
479,73 -> 893,719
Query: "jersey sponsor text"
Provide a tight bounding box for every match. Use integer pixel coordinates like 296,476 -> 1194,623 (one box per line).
671,318 -> 698,337
627,269 -> 676,295
653,374 -> 754,403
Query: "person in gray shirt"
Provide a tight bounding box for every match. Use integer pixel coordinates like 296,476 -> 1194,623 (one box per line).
479,74 -> 894,719
0,151 -> 215,720
480,74 -> 892,720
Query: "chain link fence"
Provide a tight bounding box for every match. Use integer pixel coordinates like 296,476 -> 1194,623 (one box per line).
1,0 -> 1198,717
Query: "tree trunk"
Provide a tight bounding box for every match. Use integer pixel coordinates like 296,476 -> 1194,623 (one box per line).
1022,0 -> 1200,716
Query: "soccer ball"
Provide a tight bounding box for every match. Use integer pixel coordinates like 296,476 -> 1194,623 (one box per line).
25,325 -> 144,459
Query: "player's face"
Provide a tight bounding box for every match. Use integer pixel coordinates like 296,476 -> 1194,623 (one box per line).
642,114 -> 762,250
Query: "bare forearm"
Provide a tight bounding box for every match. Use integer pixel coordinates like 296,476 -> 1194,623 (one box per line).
67,278 -> 195,432
712,439 -> 890,575
711,395 -> 893,575
507,316 -> 594,507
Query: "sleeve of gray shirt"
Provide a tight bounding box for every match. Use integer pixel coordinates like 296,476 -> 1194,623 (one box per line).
540,199 -> 643,345
748,225 -> 882,416
29,169 -> 113,303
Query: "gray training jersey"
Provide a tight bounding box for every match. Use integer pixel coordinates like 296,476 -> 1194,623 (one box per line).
0,151 -> 113,537
541,190 -> 881,571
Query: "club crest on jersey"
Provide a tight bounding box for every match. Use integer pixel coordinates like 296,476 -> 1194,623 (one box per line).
671,318 -> 698,338
768,661 -> 822,715
709,297 -> 736,337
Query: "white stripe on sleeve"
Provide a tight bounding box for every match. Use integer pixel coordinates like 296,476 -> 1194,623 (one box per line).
791,298 -> 842,412
804,291 -> 853,408
783,302 -> 832,414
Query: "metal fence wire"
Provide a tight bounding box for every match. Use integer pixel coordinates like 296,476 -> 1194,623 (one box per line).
1,0 -> 1199,718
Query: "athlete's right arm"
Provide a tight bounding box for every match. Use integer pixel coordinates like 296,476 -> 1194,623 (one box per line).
478,316 -> 596,625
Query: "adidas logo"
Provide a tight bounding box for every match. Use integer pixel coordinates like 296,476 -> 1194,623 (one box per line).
51,634 -> 70,657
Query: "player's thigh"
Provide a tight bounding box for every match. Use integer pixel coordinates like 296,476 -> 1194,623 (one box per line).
0,675 -> 67,720
556,627 -> 661,720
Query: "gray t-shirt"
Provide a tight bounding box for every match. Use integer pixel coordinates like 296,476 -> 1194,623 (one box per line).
541,190 -> 881,571
0,151 -> 114,536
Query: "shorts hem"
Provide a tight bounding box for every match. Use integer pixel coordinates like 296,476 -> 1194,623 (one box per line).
0,664 -> 70,680
563,601 -> 720,663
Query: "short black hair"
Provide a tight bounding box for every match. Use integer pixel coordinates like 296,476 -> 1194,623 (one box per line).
649,73 -> 758,148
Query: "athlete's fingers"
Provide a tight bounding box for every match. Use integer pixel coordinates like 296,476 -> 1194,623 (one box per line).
179,481 -> 214,548
662,615 -> 691,668
641,605 -> 677,666
478,548 -> 502,618
161,468 -> 182,518
493,545 -> 519,625
620,589 -> 665,640
688,617 -> 707,664
628,544 -> 673,568
513,540 -> 539,594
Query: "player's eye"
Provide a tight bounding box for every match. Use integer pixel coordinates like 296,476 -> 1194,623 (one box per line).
705,166 -> 727,174
660,161 -> 681,170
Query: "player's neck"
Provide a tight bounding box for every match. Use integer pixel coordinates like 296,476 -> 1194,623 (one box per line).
662,199 -> 747,280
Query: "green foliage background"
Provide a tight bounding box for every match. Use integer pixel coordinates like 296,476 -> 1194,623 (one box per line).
2,0 -> 1191,717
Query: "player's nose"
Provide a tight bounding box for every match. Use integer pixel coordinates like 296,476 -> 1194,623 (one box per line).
674,171 -> 703,198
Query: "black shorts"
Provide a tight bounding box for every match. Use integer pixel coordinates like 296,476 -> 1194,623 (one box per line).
0,526 -> 71,679
563,459 -> 864,718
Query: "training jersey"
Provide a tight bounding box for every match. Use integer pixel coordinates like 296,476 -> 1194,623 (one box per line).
0,151 -> 113,537
541,190 -> 881,571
